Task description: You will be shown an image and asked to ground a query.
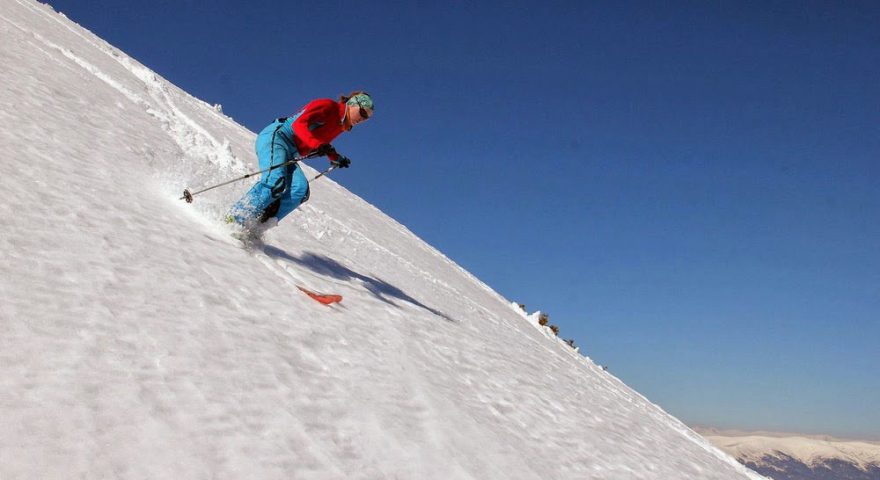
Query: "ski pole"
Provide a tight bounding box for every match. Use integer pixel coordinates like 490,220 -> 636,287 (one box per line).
310,165 -> 336,181
180,151 -> 322,203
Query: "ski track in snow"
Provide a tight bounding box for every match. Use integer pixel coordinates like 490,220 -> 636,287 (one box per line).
0,1 -> 767,479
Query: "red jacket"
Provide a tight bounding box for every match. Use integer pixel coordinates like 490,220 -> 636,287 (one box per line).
291,98 -> 346,161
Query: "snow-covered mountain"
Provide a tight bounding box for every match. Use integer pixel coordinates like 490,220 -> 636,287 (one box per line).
0,1 -> 765,478
700,430 -> 880,480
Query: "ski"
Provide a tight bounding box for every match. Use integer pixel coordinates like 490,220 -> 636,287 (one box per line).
297,286 -> 343,305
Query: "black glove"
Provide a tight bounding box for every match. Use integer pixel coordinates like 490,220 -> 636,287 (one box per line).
332,156 -> 351,169
314,144 -> 336,157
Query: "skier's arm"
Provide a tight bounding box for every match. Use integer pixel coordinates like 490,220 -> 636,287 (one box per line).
316,145 -> 349,168
314,144 -> 341,164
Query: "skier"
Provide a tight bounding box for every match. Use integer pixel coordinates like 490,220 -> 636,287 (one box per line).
228,91 -> 374,230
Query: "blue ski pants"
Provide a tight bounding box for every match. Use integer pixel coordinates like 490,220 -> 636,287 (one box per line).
230,118 -> 309,224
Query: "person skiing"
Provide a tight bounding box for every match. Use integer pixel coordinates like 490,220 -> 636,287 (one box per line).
228,91 -> 374,229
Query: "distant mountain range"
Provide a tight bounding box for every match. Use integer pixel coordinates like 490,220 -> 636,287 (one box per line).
698,429 -> 880,480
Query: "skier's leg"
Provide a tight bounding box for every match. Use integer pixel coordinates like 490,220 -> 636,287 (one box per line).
229,123 -> 289,224
275,163 -> 309,221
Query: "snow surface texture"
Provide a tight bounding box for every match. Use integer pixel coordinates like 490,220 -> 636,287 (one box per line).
704,432 -> 880,470
0,1 -> 766,478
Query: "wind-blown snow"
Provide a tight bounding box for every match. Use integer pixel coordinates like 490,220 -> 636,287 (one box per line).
0,1 -> 765,478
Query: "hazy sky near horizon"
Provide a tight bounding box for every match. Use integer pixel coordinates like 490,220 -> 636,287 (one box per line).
44,0 -> 879,439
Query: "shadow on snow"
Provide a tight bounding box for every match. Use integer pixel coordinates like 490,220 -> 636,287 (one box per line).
263,245 -> 454,322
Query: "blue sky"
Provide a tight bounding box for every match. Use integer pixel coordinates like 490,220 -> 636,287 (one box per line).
47,0 -> 879,439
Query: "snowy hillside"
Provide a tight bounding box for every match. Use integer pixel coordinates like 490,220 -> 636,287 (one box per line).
0,1 -> 765,478
702,431 -> 880,480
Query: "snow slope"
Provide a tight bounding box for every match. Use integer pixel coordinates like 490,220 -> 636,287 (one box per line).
0,1 -> 765,478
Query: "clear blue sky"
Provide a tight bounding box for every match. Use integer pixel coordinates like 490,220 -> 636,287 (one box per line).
47,0 -> 879,439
